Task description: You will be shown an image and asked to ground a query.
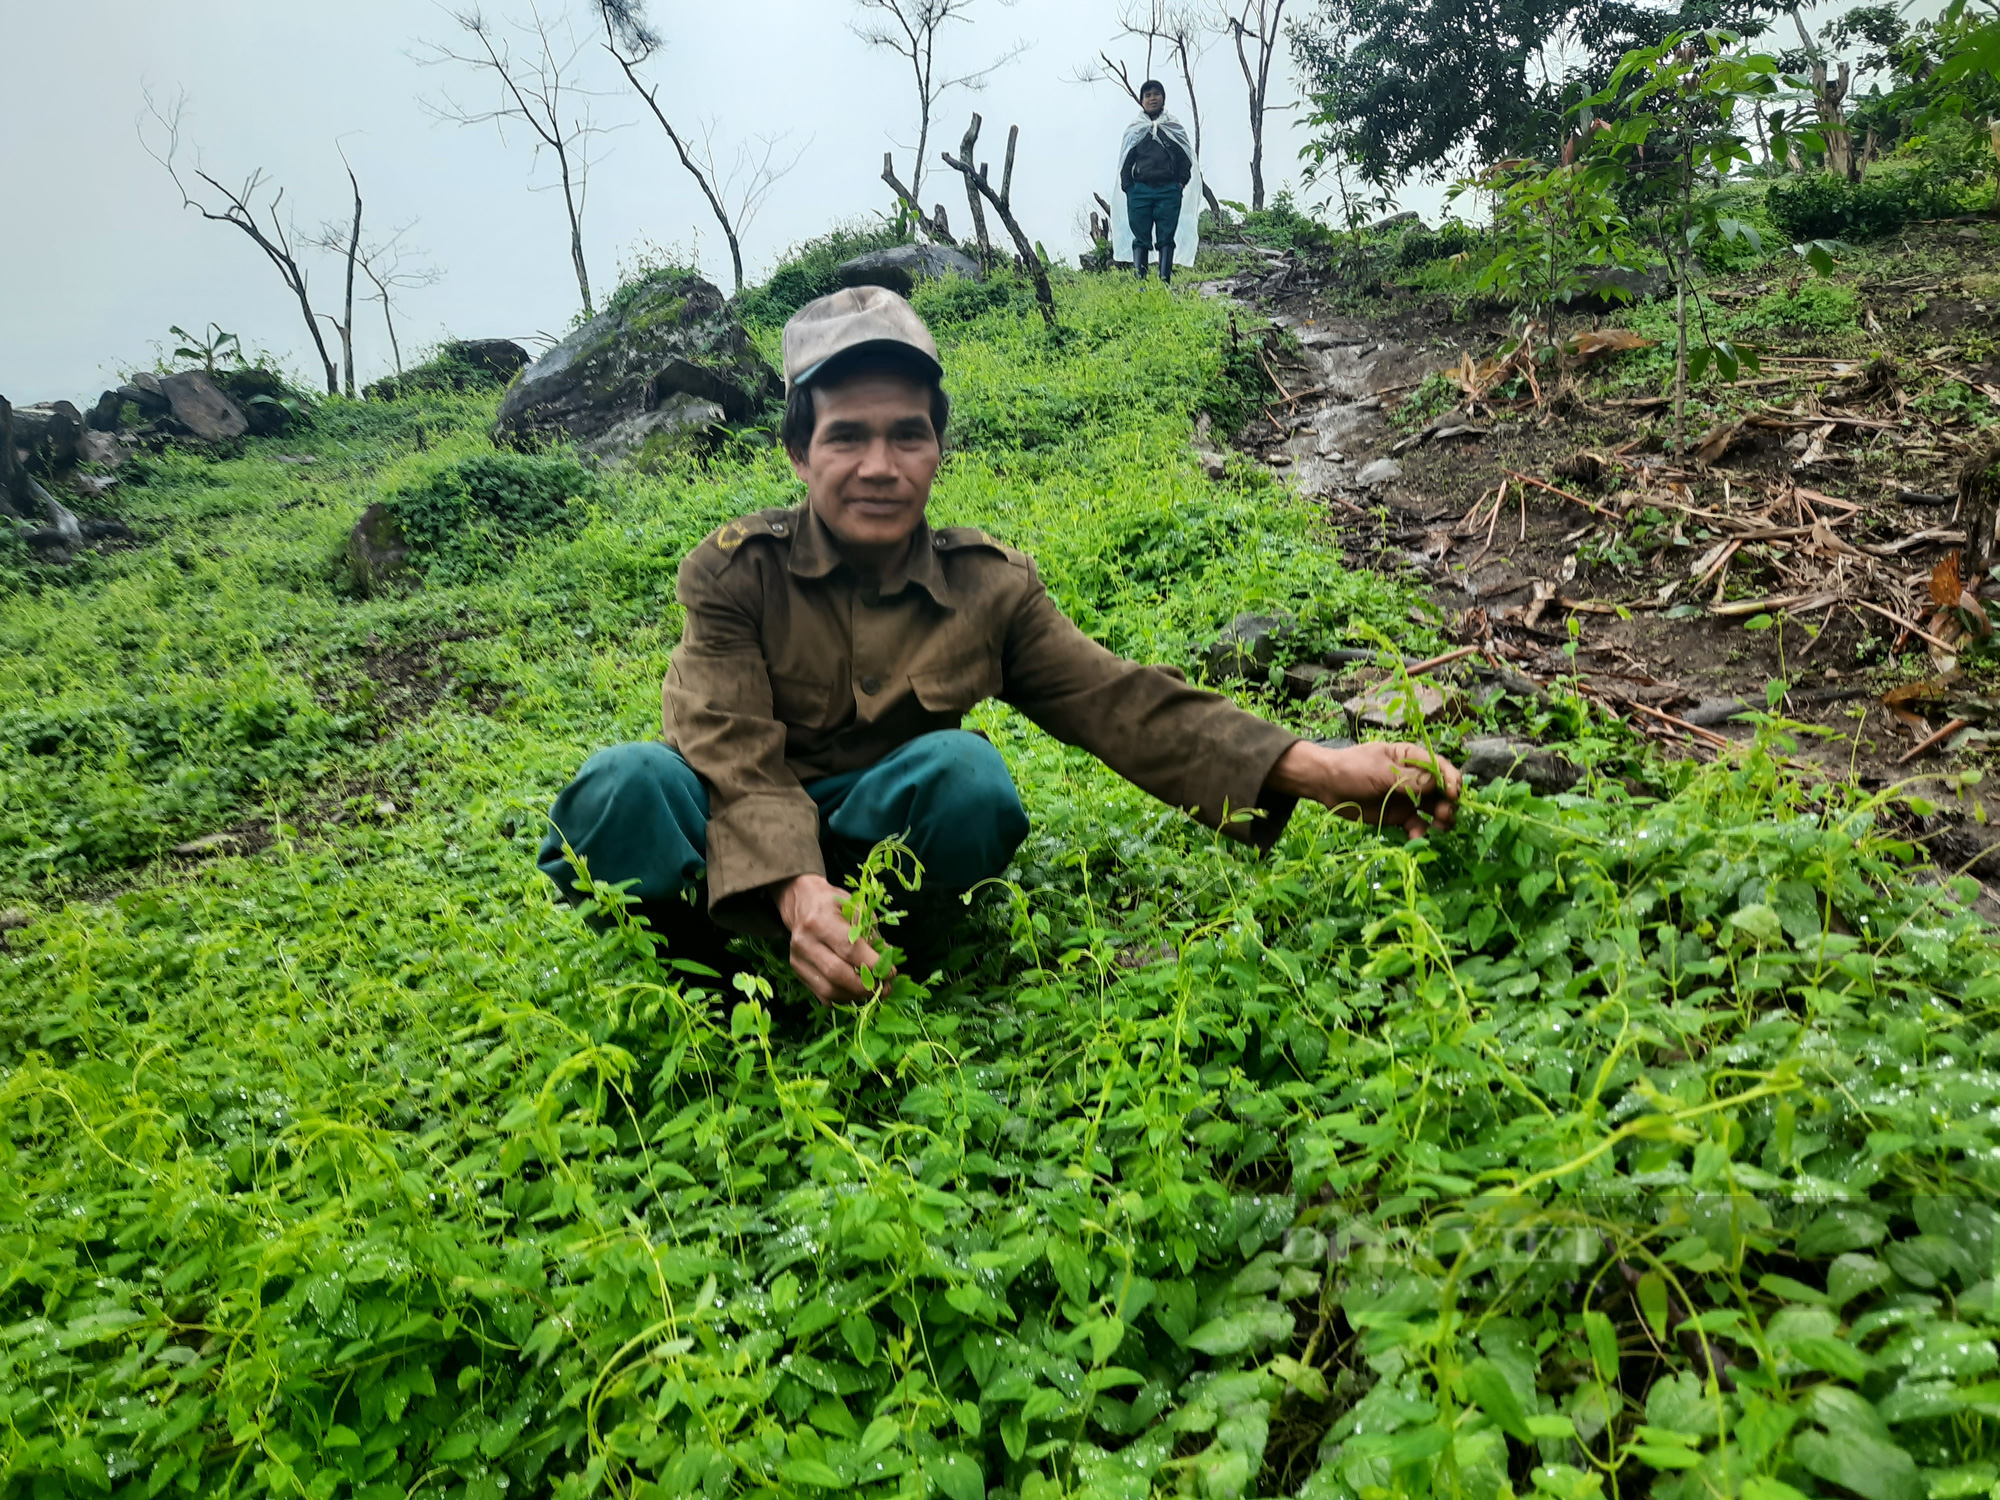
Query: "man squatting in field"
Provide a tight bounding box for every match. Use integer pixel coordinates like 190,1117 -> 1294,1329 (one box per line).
539,287 -> 1462,1005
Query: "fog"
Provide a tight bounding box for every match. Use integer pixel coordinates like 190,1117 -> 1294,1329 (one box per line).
0,0 -> 1449,403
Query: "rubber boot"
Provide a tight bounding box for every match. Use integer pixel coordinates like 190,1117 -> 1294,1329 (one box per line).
1134,247 -> 1151,280
1160,247 -> 1175,285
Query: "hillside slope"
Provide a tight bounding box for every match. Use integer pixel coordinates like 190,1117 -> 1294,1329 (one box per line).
6,266 -> 2000,1499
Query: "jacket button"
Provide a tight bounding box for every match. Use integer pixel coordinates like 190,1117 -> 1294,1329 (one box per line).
860,675 -> 880,695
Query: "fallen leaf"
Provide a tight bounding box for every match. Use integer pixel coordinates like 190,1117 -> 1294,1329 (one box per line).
1569,328 -> 1653,362
1932,552 -> 1964,607
1694,421 -> 1743,465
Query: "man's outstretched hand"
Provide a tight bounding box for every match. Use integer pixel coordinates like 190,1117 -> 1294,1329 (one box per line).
774,872 -> 893,1006
1267,739 -> 1462,840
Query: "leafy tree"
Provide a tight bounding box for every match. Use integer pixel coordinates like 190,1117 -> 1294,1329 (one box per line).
1291,0 -> 1779,187
1587,31 -> 1787,453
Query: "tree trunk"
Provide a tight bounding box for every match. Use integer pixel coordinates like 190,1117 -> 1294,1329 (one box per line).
295,277 -> 340,395
341,168 -> 362,398
556,143 -> 592,317
380,296 -> 404,377
1673,155 -> 1691,456
959,116 -> 993,265
1249,110 -> 1265,210
943,120 -> 1055,327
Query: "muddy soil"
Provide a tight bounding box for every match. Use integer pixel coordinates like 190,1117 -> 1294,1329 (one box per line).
1195,225 -> 2000,880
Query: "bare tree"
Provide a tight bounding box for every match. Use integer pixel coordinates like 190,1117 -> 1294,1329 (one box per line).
306,168 -> 444,384
853,0 -> 1026,228
940,113 -> 1056,326
423,4 -> 606,317
355,230 -> 444,378
596,0 -> 809,293
324,155 -> 364,398
1222,0 -> 1290,210
1076,3 -> 1228,221
1081,3 -> 1214,154
140,90 -> 341,395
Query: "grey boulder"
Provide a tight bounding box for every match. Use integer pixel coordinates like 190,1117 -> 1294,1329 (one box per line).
158,372 -> 250,442
13,401 -> 83,471
0,397 -> 29,517
1202,611 -> 1296,682
494,272 -> 779,457
87,390 -> 123,431
578,395 -> 729,468
1460,736 -> 1580,795
75,430 -> 129,470
117,373 -> 173,418
836,244 -> 984,296
1354,457 -> 1403,489
346,503 -> 409,595
448,338 -> 530,382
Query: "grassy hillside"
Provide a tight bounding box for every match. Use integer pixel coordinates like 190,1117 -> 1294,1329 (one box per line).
6,266 -> 2000,1500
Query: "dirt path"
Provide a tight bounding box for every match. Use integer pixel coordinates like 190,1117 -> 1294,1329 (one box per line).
1195,234 -> 2000,886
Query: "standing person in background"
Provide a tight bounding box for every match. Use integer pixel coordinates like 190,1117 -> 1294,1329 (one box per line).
1114,81 -> 1202,284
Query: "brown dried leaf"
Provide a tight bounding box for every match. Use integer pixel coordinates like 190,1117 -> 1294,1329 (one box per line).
1694,422 -> 1743,466
1932,551 -> 1964,607
1882,677 -> 1945,731
1568,329 -> 1653,362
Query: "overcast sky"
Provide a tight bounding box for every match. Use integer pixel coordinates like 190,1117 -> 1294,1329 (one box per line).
1,0 -> 1456,403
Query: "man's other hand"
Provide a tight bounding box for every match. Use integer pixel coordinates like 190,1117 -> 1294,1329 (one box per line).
774,873 -> 893,1005
1267,740 -> 1462,840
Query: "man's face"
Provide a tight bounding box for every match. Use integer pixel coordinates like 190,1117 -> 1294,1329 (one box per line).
788,369 -> 941,552
1141,88 -> 1165,117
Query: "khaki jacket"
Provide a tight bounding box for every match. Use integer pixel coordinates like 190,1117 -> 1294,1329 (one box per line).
663,503 -> 1300,928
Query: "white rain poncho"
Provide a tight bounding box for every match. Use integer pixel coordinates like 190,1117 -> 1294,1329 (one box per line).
1111,110 -> 1203,265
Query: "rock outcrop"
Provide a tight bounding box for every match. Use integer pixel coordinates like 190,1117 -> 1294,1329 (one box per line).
494,274 -> 779,459
13,401 -> 82,471
449,339 -> 531,383
367,339 -> 530,401
836,244 -> 984,296
158,372 -> 250,443
0,397 -> 29,519
345,503 -> 409,595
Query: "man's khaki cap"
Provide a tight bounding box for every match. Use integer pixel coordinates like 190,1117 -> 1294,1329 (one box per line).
781,285 -> 944,393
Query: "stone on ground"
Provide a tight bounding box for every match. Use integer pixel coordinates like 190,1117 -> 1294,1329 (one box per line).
493,273 -> 778,459
836,244 -> 984,297
158,372 -> 250,442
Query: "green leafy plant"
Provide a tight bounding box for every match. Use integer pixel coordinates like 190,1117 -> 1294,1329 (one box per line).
10,256 -> 2000,1500
382,450 -> 600,581
169,322 -> 244,373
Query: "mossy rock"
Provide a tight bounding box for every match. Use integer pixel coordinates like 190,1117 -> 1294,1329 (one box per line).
493,274 -> 780,458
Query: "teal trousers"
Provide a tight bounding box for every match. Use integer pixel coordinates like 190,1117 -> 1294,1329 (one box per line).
536,731 -> 1030,919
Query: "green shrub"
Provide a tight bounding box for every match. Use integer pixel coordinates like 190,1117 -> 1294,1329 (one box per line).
382,451 -> 599,581
1766,166 -> 1973,241
1394,218 -> 1482,268
600,263 -> 710,326
211,364 -> 316,433
1227,190 -> 1340,253
367,343 -> 521,402
1731,279 -> 1860,333
1694,184 -> 1781,272
734,223 -> 911,328
910,268 -> 1037,325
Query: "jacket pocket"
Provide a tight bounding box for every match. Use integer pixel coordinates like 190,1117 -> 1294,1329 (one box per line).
910,653 -> 1002,714
769,670 -> 840,729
